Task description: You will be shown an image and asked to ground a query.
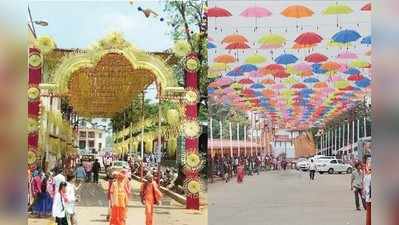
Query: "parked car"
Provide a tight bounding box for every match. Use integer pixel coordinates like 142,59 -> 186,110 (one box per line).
316,159 -> 353,174
296,159 -> 310,171
106,161 -> 131,179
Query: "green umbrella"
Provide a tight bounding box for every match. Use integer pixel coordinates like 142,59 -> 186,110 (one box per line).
245,54 -> 267,64
323,4 -> 353,27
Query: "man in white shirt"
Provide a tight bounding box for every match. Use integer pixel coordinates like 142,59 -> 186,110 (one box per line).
54,169 -> 66,193
309,159 -> 317,181
65,174 -> 79,225
52,181 -> 68,225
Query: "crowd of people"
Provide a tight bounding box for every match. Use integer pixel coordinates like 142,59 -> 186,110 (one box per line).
208,153 -> 293,184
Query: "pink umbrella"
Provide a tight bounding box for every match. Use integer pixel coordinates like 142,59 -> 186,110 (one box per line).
272,83 -> 285,89
337,51 -> 358,60
215,77 -> 233,86
208,36 -> 215,42
294,62 -> 311,71
330,75 -> 342,82
240,6 -> 272,29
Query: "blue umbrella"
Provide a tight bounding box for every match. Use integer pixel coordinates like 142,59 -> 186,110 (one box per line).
275,54 -> 298,65
208,42 -> 217,49
300,88 -> 314,95
254,91 -> 263,96
361,35 -> 371,45
303,77 -> 319,83
312,63 -> 327,74
226,70 -> 241,77
355,78 -> 371,88
251,83 -> 265,89
239,64 -> 258,73
344,67 -> 360,75
331,29 -> 361,43
208,87 -> 215,94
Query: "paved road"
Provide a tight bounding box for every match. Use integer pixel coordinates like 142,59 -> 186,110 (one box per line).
208,170 -> 365,225
28,179 -> 207,225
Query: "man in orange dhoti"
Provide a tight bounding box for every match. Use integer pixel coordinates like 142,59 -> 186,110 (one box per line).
140,173 -> 162,225
109,172 -> 130,225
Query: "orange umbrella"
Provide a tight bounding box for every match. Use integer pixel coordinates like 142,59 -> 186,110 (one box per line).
292,43 -> 317,49
281,5 -> 314,18
261,78 -> 275,85
262,89 -> 274,97
322,61 -> 341,71
225,42 -> 250,49
314,82 -> 328,89
214,54 -> 236,63
222,34 -> 248,44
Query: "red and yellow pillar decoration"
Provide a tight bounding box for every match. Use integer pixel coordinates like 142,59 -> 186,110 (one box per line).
182,53 -> 202,210
28,48 -> 42,170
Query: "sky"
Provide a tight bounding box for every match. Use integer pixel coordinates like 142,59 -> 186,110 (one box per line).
28,1 -> 174,51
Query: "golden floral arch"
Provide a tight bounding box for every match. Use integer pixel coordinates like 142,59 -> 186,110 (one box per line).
51,33 -> 178,117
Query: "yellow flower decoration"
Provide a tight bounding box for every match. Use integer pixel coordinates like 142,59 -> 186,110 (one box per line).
28,118 -> 39,133
35,36 -> 56,54
28,150 -> 37,165
183,120 -> 201,138
187,180 -> 201,194
186,58 -> 199,72
166,109 -> 180,125
29,53 -> 42,68
173,40 -> 191,57
184,90 -> 198,104
186,153 -> 201,168
28,87 -> 40,100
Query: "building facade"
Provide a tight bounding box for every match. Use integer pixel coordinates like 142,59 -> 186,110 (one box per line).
78,127 -> 107,155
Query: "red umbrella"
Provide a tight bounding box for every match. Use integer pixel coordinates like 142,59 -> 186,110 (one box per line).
208,7 -> 232,17
239,78 -> 254,84
305,53 -> 328,63
273,69 -> 290,78
294,32 -> 323,45
347,74 -> 365,81
292,83 -> 306,89
259,64 -> 285,75
339,85 -> 355,91
225,42 -> 250,49
361,3 -> 371,11
242,88 -> 255,96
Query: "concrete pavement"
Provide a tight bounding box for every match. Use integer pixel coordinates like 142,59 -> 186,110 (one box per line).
208,169 -> 365,225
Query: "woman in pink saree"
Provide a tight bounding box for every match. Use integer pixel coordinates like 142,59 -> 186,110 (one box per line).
237,161 -> 245,183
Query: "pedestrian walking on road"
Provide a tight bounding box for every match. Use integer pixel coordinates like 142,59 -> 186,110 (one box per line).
74,164 -> 86,185
237,161 -> 245,183
351,163 -> 366,210
309,159 -> 317,181
140,173 -> 162,225
109,172 -> 129,225
92,159 -> 101,184
52,182 -> 68,225
54,169 -> 66,193
65,174 -> 80,225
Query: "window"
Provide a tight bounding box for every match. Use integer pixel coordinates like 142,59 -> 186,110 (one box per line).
79,131 -> 86,138
88,131 -> 95,139
79,141 -> 86,149
98,143 -> 102,150
98,132 -> 102,138
330,160 -> 337,164
88,140 -> 95,148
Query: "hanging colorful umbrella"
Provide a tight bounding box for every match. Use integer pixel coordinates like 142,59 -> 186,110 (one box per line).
208,7 -> 232,17
260,43 -> 284,49
239,78 -> 254,84
230,82 -> 243,90
355,78 -> 371,88
214,54 -> 236,63
251,83 -> 265,89
303,77 -> 320,83
293,62 -> 311,72
305,53 -> 328,63
344,68 -> 361,75
361,3 -> 371,11
261,78 -> 275,85
208,42 -> 217,49
323,4 -> 353,27
294,32 -> 323,47
273,69 -> 290,78
347,74 -> 365,81
214,77 -> 234,86
210,62 -> 231,71
222,34 -> 249,44
322,61 -> 341,72
225,42 -> 250,49
281,5 -> 314,18
239,64 -> 258,74
361,35 -> 372,45
331,29 -> 361,43
257,34 -> 286,45
240,6 -> 272,29
351,60 -> 370,68
208,37 -> 215,42
259,64 -> 285,75
275,54 -> 298,65
337,51 -> 358,60
245,54 -> 267,64
226,70 -> 241,77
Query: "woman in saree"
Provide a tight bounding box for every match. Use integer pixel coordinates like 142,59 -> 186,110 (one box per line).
237,161 -> 245,183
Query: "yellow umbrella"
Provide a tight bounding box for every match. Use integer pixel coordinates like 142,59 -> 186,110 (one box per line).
210,62 -> 231,71
351,60 -> 370,68
323,4 -> 353,27
245,54 -> 267,64
257,34 -> 286,45
334,80 -> 349,89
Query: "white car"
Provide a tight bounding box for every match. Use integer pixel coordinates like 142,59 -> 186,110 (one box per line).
296,159 -> 310,171
316,159 -> 353,174
106,161 -> 132,179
